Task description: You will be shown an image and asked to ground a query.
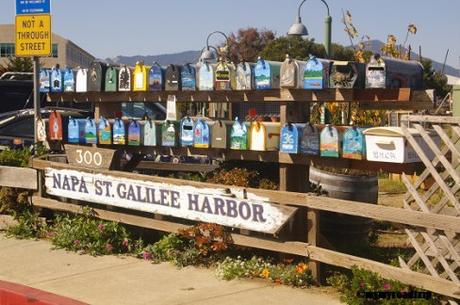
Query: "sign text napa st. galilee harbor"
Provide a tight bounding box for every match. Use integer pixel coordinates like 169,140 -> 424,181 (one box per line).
45,168 -> 296,233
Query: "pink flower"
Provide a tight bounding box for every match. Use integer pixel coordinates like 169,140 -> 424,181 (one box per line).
383,283 -> 391,290
122,239 -> 129,248
97,223 -> 105,232
74,239 -> 81,246
359,282 -> 365,289
105,243 -> 113,252
142,251 -> 152,260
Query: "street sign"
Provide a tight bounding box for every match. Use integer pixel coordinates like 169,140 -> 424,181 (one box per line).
16,0 -> 51,15
15,14 -> 52,57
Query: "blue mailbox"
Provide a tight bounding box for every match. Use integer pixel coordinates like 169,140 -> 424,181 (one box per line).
342,126 -> 366,160
63,67 -> 75,92
181,64 -> 196,91
50,66 -> 63,93
39,69 -> 50,93
113,118 -> 126,145
300,123 -> 320,155
149,62 -> 164,91
254,57 -> 281,90
320,125 -> 340,158
84,118 -> 97,144
304,56 -> 332,89
280,123 -> 300,154
180,117 -> 194,146
68,117 -> 85,144
194,119 -> 210,148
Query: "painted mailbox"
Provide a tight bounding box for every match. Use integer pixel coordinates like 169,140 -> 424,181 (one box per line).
194,119 -> 210,148
161,120 -> 178,147
300,123 -> 320,155
118,66 -> 132,92
48,111 -> 63,141
39,69 -> 50,92
249,121 -> 267,151
165,65 -> 181,91
149,62 -> 164,91
329,61 -> 365,89
254,57 -> 281,90
128,120 -> 141,146
280,54 -> 305,89
104,66 -> 119,92
198,62 -> 215,91
236,62 -> 255,90
211,120 -> 227,149
50,66 -> 63,92
280,123 -> 300,154
320,125 -> 340,157
365,54 -> 424,89
63,67 -> 75,92
180,117 -> 194,147
75,68 -> 88,93
181,64 -> 197,91
87,61 -> 107,92
342,126 -> 366,160
215,59 -> 235,90
113,118 -> 126,145
98,117 -> 112,145
304,56 -> 331,89
68,117 -> 85,144
143,119 -> 157,146
230,117 -> 248,150
84,118 -> 97,144
133,61 -> 149,92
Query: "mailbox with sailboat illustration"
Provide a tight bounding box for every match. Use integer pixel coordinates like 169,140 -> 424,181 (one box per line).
236,62 -> 255,90
84,118 -> 97,144
300,123 -> 320,155
280,55 -> 305,89
149,62 -> 164,91
104,66 -> 119,92
39,69 -> 50,92
198,62 -> 215,91
280,123 -> 300,154
161,120 -> 178,147
113,118 -> 126,145
50,66 -> 63,93
320,125 -> 340,157
143,119 -> 157,146
342,126 -> 366,160
68,117 -> 85,144
230,117 -> 248,150
254,57 -> 281,90
88,61 -> 107,92
75,68 -> 88,93
181,64 -> 197,91
63,67 -> 75,92
329,61 -> 365,89
211,120 -> 227,148
194,119 -> 210,148
304,56 -> 331,89
165,65 -> 181,91
98,117 -> 112,145
128,120 -> 141,146
133,61 -> 149,92
118,66 -> 132,92
180,117 -> 194,146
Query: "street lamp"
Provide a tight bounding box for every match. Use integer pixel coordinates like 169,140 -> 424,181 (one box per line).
199,31 -> 229,62
287,0 -> 332,58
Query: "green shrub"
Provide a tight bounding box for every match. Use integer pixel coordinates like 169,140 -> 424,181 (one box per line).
0,148 -> 32,167
6,209 -> 47,239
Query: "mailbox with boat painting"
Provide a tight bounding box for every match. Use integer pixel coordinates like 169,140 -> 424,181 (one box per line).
304,56 -> 332,89
88,61 -> 107,92
254,57 -> 281,90
236,62 -> 255,90
133,61 -> 149,92
320,125 -> 340,157
300,123 -> 320,155
194,119 -> 210,148
104,66 -> 119,92
118,66 -> 133,92
98,117 -> 112,145
112,118 -> 126,145
230,117 -> 248,150
149,62 -> 164,91
342,126 -> 366,160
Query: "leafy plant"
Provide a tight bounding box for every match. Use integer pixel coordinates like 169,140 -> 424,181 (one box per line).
6,209 -> 47,239
0,187 -> 31,215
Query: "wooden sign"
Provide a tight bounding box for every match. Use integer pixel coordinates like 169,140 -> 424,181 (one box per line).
63,67 -> 75,92
230,118 -> 248,150
128,120 -> 141,146
194,119 -> 210,148
113,118 -> 126,145
84,118 -> 97,144
104,66 -> 119,92
280,123 -> 299,154
181,64 -> 196,91
45,168 -> 297,234
118,66 -> 132,92
320,125 -> 340,158
143,120 -> 157,146
50,66 -> 63,92
133,61 -> 148,92
300,123 -> 320,155
180,117 -> 194,147
64,144 -> 118,170
342,126 -> 366,160
149,62 -> 164,91
249,121 -> 266,151
198,62 -> 214,91
48,111 -> 62,141
75,68 -> 88,93
39,69 -> 50,92
211,120 -> 227,149
98,117 -> 112,145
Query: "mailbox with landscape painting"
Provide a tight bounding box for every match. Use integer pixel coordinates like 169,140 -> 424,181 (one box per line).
280,123 -> 300,154
365,54 -> 424,89
181,64 -> 197,91
161,120 -> 178,147
280,54 -> 305,89
104,66 -> 119,92
84,118 -> 97,144
128,120 -> 141,146
63,67 -> 75,92
133,61 -> 149,92
97,117 -> 112,145
342,126 -> 366,160
143,119 -> 157,146
320,125 -> 340,157
180,117 -> 194,146
88,61 -> 107,92
165,65 -> 181,91
50,66 -> 63,93
68,118 -> 85,144
194,119 -> 210,148
211,120 -> 227,149
230,118 -> 248,150
149,62 -> 164,91
198,62 -> 215,91
254,57 -> 281,90
236,62 -> 255,90
39,69 -> 50,93
329,61 -> 365,89
215,59 -> 236,90
304,56 -> 332,89
113,118 -> 126,145
118,66 -> 132,92
300,123 -> 320,155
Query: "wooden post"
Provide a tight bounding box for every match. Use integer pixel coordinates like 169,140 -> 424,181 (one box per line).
279,102 -> 320,282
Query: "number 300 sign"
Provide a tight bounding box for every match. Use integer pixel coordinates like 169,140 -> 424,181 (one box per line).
65,145 -> 117,170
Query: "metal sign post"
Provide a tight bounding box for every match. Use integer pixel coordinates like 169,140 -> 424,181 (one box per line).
32,56 -> 40,144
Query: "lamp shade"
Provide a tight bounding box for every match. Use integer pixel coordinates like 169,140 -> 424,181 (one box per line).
287,21 -> 309,36
200,48 -> 217,62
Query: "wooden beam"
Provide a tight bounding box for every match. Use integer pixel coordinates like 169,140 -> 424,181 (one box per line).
31,196 -> 460,299
30,159 -> 460,233
0,166 -> 37,190
121,161 -> 219,173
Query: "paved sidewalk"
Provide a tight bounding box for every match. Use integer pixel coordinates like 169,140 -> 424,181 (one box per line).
0,233 -> 343,305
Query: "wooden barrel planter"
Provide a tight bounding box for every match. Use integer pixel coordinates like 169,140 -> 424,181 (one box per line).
309,166 -> 377,251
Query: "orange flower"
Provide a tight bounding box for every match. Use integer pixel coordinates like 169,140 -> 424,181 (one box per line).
261,268 -> 270,279
296,263 -> 308,274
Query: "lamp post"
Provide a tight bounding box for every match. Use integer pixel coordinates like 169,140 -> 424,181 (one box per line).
287,0 -> 332,59
199,31 -> 229,62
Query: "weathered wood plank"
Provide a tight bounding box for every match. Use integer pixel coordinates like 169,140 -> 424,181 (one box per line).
121,161 -> 219,173
31,196 -> 460,299
30,159 -> 460,233
401,115 -> 460,124
0,166 -> 37,190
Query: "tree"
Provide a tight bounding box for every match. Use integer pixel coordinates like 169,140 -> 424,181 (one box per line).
421,59 -> 451,98
1,56 -> 33,73
226,27 -> 275,63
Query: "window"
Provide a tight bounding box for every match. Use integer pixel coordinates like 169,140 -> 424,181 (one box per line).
51,44 -> 58,58
0,43 -> 15,57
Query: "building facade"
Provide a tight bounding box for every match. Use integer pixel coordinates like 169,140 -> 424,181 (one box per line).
0,24 -> 95,69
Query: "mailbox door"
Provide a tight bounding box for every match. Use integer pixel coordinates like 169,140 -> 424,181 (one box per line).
68,118 -> 80,143
50,68 -> 63,93
149,63 -> 164,91
198,63 -> 214,91
342,127 -> 365,160
113,119 -> 126,145
88,62 -> 107,92
255,58 -> 271,90
230,118 -> 248,150
236,62 -> 254,90
249,122 -> 266,151
63,68 -> 75,92
280,57 -> 299,88
211,121 -> 227,148
104,67 -> 118,92
48,111 -> 63,141
280,123 -> 299,154
304,57 -> 324,89
133,63 -> 148,92
366,57 -> 386,88
264,122 -> 280,151
84,119 -> 97,144
161,121 -> 177,147
320,125 -> 340,157
76,69 -> 88,92
180,117 -> 194,146
330,61 -> 358,89
39,69 -> 50,93
193,119 -> 210,148
98,118 -> 112,145
128,120 -> 141,146
215,61 -> 232,91
165,65 -> 181,91
118,67 -> 132,92
181,64 -> 196,91
300,123 -> 320,155
143,120 -> 157,146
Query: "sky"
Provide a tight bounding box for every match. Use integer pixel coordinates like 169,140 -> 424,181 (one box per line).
1,0 -> 459,70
